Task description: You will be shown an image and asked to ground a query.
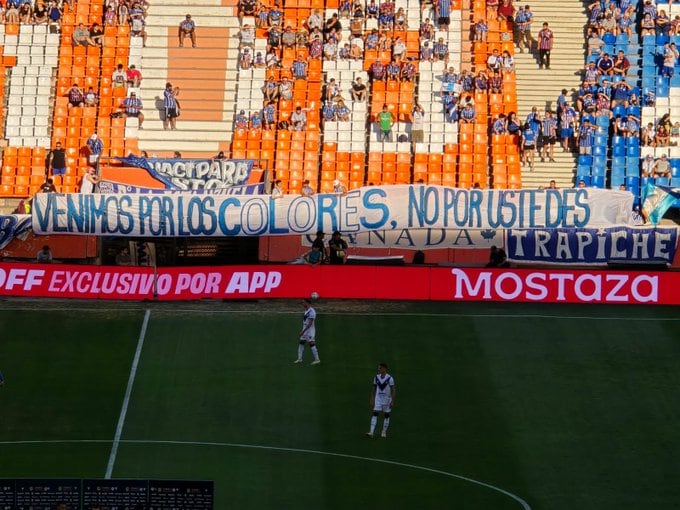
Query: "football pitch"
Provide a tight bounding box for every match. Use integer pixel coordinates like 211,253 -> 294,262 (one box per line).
1,300 -> 679,510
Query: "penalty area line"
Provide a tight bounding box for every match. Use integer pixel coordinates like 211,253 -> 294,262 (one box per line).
104,309 -> 151,479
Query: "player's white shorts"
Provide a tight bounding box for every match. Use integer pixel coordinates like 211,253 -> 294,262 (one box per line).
373,396 -> 392,413
300,334 -> 315,342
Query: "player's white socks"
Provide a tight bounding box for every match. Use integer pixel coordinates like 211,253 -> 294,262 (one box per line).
297,344 -> 304,361
369,416 -> 377,434
382,417 -> 390,433
310,345 -> 319,361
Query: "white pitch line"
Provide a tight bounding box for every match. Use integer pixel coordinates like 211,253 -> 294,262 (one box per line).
104,309 -> 151,479
0,438 -> 531,510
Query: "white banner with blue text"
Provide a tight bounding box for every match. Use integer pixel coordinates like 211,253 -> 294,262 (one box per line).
31,185 -> 635,237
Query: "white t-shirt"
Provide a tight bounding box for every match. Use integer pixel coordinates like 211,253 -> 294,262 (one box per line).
301,306 -> 316,340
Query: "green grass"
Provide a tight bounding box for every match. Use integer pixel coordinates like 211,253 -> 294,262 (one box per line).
1,302 -> 679,510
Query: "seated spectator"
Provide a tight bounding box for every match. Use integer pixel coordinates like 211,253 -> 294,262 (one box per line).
237,0 -> 258,25
640,154 -> 654,176
268,1 -> 283,27
653,154 -> 671,177
120,92 -> 144,128
336,99 -> 351,121
66,83 -> 84,107
112,64 -> 127,89
444,94 -> 459,123
583,62 -> 599,85
612,51 -> 630,76
73,23 -> 96,46
392,36 -> 406,62
262,77 -> 279,101
433,37 -> 448,62
656,122 -> 670,146
239,24 -> 255,49
370,59 -> 386,81
338,42 -> 351,60
497,0 -> 515,21
262,101 -> 277,129
322,100 -> 337,122
395,7 -> 407,29
267,25 -> 282,52
47,0 -> 61,29
671,15 -> 680,36
324,13 -> 343,35
587,29 -> 604,55
641,122 -> 655,146
386,59 -> 401,80
473,19 -> 488,41
611,80 -> 632,107
324,38 -> 338,60
618,10 -> 634,38
656,9 -> 671,35
324,78 -> 341,101
401,61 -> 417,82
500,50 -> 515,74
349,36 -> 363,59
256,3 -> 270,28
420,41 -> 434,61
641,12 -> 656,36
596,53 -> 614,76
351,77 -> 367,101
40,178 -> 57,193
5,0 -> 19,24
33,1 -> 48,24
487,48 -> 502,72
460,103 -> 476,123
265,48 -> 281,68
486,246 -> 510,268
624,113 -> 640,137
282,25 -> 296,48
489,70 -> 503,93
671,122 -> 680,144
419,18 -> 435,42
103,4 -> 116,26
84,87 -> 99,107
253,51 -> 265,68
492,113 -> 507,134
459,69 -> 474,92
366,0 -> 378,19
599,13 -> 616,36
178,14 -> 196,48
279,76 -> 293,100
250,110 -> 263,129
18,0 -> 32,24
126,65 -> 142,88
291,106 -> 307,130
291,55 -> 308,79
234,110 -> 249,129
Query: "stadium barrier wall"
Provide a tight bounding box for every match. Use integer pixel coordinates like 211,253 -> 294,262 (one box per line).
0,263 -> 675,305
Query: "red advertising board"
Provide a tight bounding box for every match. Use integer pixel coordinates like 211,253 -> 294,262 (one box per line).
0,263 -> 676,305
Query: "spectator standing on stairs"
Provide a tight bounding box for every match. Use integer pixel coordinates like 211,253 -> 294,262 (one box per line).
163,82 -> 180,131
179,14 -> 197,48
537,22 -> 554,70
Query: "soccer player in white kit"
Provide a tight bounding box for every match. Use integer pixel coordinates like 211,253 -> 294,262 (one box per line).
367,362 -> 395,438
294,298 -> 321,365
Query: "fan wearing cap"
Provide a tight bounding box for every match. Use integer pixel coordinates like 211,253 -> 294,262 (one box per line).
163,82 -> 180,130
234,110 -> 249,129
179,14 -> 196,48
333,179 -> 346,195
120,91 -> 144,128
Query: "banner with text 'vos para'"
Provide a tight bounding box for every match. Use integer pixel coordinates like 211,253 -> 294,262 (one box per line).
31,185 -> 635,237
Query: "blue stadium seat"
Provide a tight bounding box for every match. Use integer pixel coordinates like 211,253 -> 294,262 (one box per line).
656,35 -> 670,45
611,175 -> 625,187
592,175 -> 606,188
657,81 -> 669,97
595,133 -> 608,146
611,135 -> 625,147
655,177 -> 670,186
626,106 -> 641,118
641,77 -> 655,90
627,145 -> 641,157
613,156 -> 626,168
671,177 -> 680,186
640,177 -> 652,188
612,166 -> 626,177
672,35 -> 680,46
578,155 -> 593,165
592,165 -> 607,176
594,155 -> 607,168
626,176 -> 641,190
642,35 -> 656,47
593,145 -> 607,157
613,104 -> 627,118
613,145 -> 626,157
616,34 -> 629,45
603,33 -> 616,45
612,74 -> 623,83
670,73 -> 680,87
580,175 -> 592,186
671,161 -> 680,177
577,165 -> 591,177
596,116 -> 610,128
626,160 -> 640,174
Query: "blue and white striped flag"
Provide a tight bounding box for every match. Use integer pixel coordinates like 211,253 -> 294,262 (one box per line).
641,182 -> 680,224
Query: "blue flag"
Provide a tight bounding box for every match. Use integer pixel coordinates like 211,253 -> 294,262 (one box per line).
641,183 -> 680,225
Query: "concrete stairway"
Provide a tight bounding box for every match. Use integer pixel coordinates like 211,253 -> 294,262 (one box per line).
513,0 -> 585,189
135,0 -> 239,156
